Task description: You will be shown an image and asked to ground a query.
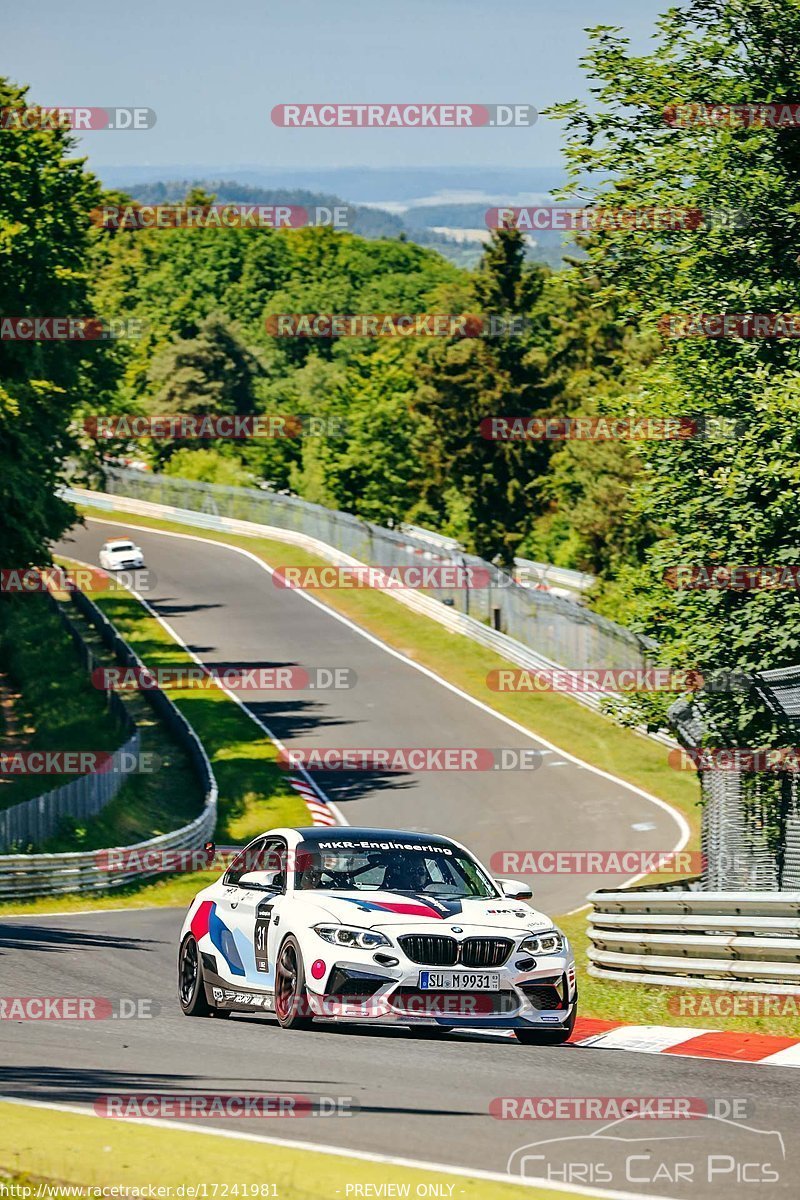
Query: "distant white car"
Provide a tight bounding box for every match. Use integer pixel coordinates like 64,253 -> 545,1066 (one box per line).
99,538 -> 145,571
177,826 -> 578,1045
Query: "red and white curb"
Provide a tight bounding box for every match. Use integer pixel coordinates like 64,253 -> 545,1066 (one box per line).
565,1016 -> 800,1067
289,777 -> 338,827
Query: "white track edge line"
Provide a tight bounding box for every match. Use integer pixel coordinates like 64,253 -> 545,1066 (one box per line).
0,1095 -> 678,1200
62,550 -> 347,830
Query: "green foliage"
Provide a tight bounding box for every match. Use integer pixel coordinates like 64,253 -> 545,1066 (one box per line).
549,0 -> 800,741
0,77 -> 112,565
412,230 -> 553,565
163,447 -> 255,486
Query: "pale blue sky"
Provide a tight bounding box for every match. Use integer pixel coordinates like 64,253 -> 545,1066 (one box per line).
5,0 -> 669,171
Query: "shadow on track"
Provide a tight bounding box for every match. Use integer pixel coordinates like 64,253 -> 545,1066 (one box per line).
0,925 -> 163,955
0,1065 -> 476,1117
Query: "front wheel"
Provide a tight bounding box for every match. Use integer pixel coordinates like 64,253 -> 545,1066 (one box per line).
178,934 -> 230,1018
515,1005 -> 577,1046
274,935 -> 314,1029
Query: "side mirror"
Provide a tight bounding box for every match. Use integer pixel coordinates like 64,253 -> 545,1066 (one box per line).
500,878 -> 533,900
238,870 -> 283,892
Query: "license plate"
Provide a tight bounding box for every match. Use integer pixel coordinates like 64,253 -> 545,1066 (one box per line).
419,971 -> 500,991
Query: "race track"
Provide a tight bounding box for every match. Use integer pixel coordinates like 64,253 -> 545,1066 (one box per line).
0,908 -> 796,1200
57,518 -> 684,914
0,518 -> 792,1198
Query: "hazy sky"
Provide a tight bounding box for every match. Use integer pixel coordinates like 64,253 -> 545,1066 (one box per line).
5,0 -> 669,172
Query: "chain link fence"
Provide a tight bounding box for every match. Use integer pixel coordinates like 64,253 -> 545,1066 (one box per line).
100,467 -> 653,672
670,697 -> 800,890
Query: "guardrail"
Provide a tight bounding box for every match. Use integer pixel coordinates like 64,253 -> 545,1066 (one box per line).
588,887 -> 800,992
63,484 -> 676,749
96,467 -> 652,672
0,594 -> 140,853
514,557 -> 595,596
0,588 -> 217,899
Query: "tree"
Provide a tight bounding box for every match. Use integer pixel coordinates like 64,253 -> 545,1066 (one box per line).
549,0 -> 800,743
0,78 -> 110,566
412,229 -> 551,565
148,315 -> 260,416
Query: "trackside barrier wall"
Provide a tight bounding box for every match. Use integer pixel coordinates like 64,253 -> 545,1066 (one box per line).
588,887 -> 800,992
0,594 -> 140,853
0,588 -> 217,898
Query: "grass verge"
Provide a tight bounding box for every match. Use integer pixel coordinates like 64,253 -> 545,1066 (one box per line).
0,1101 -> 570,1200
83,581 -> 307,844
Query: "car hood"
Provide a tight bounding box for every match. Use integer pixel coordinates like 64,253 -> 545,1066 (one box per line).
307,890 -> 556,934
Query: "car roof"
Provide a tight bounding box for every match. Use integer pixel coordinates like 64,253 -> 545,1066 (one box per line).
265,826 -> 457,848
104,538 -> 134,546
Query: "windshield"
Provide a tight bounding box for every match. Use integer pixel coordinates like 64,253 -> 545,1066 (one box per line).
294,840 -> 498,898
108,542 -> 134,551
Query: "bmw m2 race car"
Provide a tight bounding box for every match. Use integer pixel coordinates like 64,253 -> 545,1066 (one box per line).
178,827 -> 577,1044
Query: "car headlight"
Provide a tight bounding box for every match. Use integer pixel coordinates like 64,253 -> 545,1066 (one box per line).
313,924 -> 391,950
519,930 -> 565,955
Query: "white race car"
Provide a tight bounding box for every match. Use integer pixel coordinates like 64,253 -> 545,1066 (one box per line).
178,827 -> 577,1044
99,538 -> 145,571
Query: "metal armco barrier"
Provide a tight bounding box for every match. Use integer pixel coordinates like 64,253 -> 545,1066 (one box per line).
62,480 -> 675,749
0,589 -> 217,898
0,728 -> 140,855
0,595 -> 140,853
588,887 -> 800,992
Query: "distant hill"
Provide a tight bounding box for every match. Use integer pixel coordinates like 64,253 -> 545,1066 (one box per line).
117,175 -> 576,271
101,164 -> 566,203
128,179 -> 407,239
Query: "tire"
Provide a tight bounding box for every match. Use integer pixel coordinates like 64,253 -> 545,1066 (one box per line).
274,935 -> 314,1029
178,934 -> 231,1018
515,1005 -> 577,1046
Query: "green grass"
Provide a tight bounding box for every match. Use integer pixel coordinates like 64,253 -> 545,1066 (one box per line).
0,876 -> 219,915
0,1101 -> 576,1200
85,584 -> 307,843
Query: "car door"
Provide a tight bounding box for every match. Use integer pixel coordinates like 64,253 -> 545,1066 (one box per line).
212,837 -> 266,984
217,837 -> 288,990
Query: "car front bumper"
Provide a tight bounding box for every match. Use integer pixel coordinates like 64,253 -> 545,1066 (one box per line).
304,952 -> 577,1028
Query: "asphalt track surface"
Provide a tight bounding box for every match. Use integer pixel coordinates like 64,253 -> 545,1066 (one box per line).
5,519 -> 786,1199
1,909 -> 797,1200
57,518 -> 684,915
